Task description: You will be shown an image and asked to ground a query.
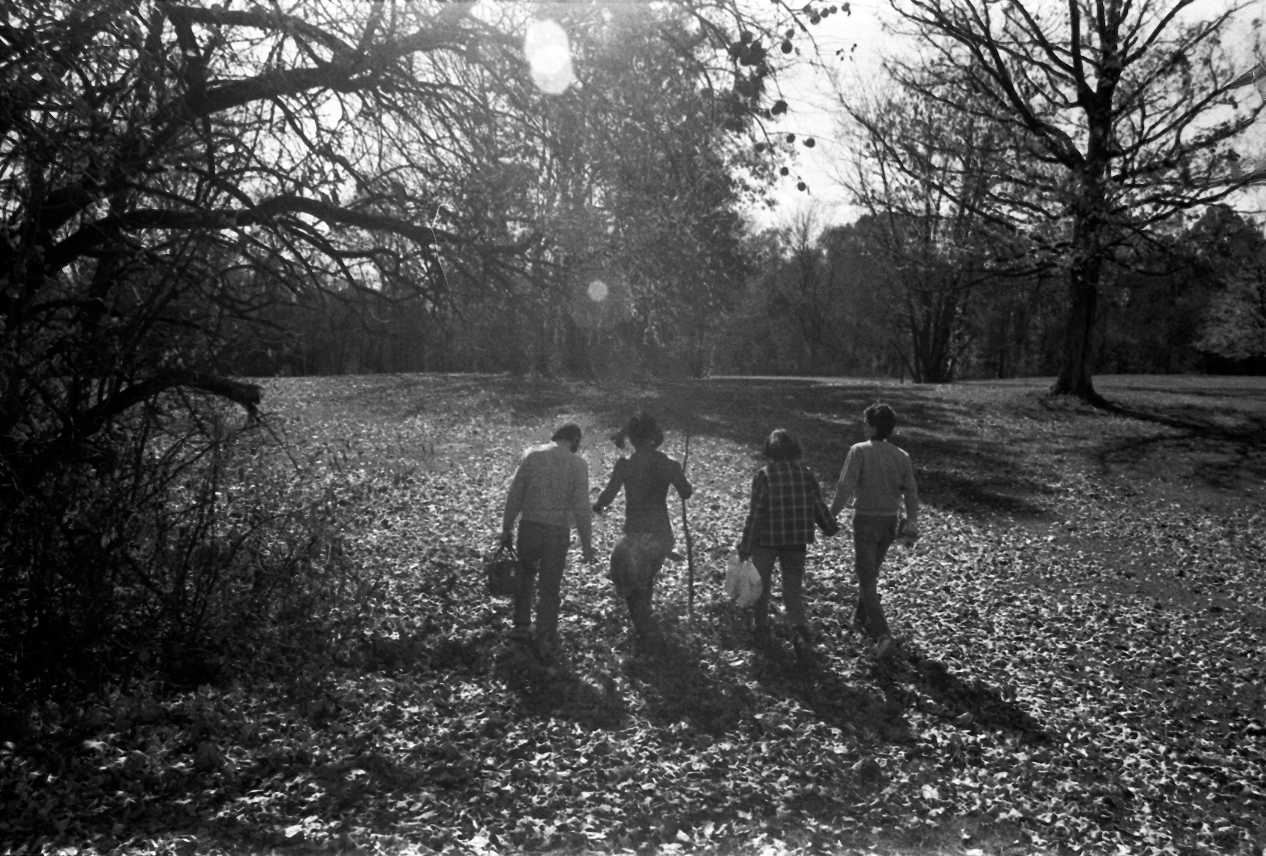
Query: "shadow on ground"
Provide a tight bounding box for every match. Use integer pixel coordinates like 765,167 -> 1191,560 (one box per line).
620,629 -> 752,735
404,374 -> 1058,521
291,373 -> 1266,521
1093,398 -> 1266,496
425,373 -> 1266,518
909,658 -> 1050,743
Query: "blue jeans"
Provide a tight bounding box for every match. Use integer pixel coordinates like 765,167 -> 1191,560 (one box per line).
853,515 -> 898,638
514,520 -> 571,636
750,545 -> 807,629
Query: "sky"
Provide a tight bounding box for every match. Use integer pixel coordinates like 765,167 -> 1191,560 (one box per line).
747,0 -> 1266,230
747,0 -> 900,229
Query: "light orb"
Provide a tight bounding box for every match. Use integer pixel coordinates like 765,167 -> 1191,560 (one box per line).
525,20 -> 574,95
587,280 -> 609,302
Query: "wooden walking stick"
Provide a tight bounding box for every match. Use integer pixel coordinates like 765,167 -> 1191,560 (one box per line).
681,431 -> 696,620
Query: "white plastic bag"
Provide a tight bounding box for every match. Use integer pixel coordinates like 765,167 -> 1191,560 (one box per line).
724,552 -> 764,609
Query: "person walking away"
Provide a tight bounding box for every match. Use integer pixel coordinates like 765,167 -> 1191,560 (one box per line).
829,402 -> 920,659
592,411 -> 693,647
501,423 -> 596,658
737,428 -> 839,660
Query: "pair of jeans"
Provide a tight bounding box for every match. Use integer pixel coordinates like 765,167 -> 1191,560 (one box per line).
750,545 -> 807,629
853,514 -> 898,638
514,520 -> 571,637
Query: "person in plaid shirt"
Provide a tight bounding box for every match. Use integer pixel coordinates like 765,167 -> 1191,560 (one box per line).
738,428 -> 839,657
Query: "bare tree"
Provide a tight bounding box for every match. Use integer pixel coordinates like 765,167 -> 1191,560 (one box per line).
877,0 -> 1265,401
839,86 -> 1021,381
763,206 -> 844,374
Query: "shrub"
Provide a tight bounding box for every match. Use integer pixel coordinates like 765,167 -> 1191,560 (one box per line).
0,393 -> 375,704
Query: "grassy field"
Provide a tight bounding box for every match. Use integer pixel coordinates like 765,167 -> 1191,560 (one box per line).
5,373 -> 1265,856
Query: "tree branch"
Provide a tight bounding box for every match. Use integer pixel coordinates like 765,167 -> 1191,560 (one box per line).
44,196 -> 472,273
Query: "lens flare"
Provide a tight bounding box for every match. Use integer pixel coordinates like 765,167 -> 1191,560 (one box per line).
525,20 -> 574,95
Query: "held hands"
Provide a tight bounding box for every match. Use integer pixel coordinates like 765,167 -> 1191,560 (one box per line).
500,530 -> 514,550
581,546 -> 597,565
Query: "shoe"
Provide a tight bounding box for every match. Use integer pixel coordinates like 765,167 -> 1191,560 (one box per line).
632,633 -> 658,658
792,626 -> 814,664
535,631 -> 559,662
874,635 -> 898,660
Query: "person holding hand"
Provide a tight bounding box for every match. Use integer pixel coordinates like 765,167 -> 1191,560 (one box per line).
738,428 -> 839,660
830,403 -> 920,659
592,411 -> 693,646
501,423 -> 595,658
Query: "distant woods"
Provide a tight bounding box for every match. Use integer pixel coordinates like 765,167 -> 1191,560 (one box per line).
233,202 -> 1266,382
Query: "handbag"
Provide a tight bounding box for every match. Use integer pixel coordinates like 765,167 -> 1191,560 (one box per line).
485,545 -> 524,597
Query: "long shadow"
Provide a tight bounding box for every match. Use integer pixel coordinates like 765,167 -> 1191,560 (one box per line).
1095,396 -> 1266,439
744,631 -> 1049,747
493,641 -> 626,730
302,373 -> 1266,519
1096,376 -> 1266,404
910,658 -> 1050,744
620,627 -> 752,735
338,372 -> 1263,524
1093,398 -> 1266,493
458,375 -> 1062,523
748,636 -> 914,744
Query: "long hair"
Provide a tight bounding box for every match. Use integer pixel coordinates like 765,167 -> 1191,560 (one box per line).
611,410 -> 664,450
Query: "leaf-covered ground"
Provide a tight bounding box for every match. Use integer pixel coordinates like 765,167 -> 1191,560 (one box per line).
4,374 -> 1265,856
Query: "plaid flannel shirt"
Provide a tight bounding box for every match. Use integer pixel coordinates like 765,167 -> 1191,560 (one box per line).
738,460 -> 839,556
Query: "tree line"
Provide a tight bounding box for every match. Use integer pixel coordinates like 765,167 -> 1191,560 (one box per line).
205,0 -> 1266,385
227,200 -> 1266,382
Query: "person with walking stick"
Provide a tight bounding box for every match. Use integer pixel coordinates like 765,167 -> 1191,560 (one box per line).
500,423 -> 596,660
592,411 -> 693,650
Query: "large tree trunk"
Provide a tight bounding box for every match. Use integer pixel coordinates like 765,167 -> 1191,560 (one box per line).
1052,154 -> 1110,405
1050,258 -> 1102,401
